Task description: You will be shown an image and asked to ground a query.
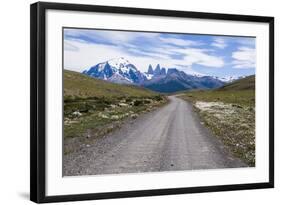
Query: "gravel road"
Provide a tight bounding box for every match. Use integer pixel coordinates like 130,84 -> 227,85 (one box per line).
63,96 -> 246,176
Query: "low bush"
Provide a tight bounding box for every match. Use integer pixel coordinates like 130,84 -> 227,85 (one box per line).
133,100 -> 143,106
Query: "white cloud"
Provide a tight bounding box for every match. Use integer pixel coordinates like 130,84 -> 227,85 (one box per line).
64,39 -> 225,73
126,47 -> 168,60
64,41 -> 78,51
159,37 -> 202,47
64,28 -> 227,74
64,40 -> 127,71
237,38 -> 256,47
174,64 -> 205,76
64,29 -> 159,45
171,48 -> 224,68
232,47 -> 256,69
211,37 -> 227,49
64,40 -> 173,72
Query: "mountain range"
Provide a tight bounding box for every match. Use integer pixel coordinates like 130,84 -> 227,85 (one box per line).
82,57 -> 241,93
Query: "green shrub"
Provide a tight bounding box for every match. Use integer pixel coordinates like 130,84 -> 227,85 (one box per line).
143,99 -> 151,104
133,100 -> 143,106
154,95 -> 162,101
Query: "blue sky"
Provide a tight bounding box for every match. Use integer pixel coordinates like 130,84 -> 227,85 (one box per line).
64,28 -> 256,78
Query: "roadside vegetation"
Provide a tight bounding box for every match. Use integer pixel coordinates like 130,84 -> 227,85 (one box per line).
64,70 -> 167,155
180,75 -> 255,166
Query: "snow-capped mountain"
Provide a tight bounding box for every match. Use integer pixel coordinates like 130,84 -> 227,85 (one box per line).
144,64 -> 166,79
82,58 -> 250,93
143,68 -> 224,93
212,75 -> 247,83
82,57 -> 147,84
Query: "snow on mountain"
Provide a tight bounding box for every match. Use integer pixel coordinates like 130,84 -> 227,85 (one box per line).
107,57 -> 136,74
144,73 -> 154,80
82,57 -> 147,84
179,68 -> 204,77
143,68 -> 225,93
82,58 -> 249,92
213,75 -> 247,83
108,72 -> 133,84
144,64 -> 166,79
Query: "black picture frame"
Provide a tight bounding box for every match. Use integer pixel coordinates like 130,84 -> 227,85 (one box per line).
30,2 -> 274,203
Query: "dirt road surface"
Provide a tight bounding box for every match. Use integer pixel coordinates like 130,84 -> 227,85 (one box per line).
64,96 -> 246,176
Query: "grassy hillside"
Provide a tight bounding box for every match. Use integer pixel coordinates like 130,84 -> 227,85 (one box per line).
218,75 -> 255,91
64,70 -> 157,100
182,89 -> 254,107
64,70 -> 166,155
182,75 -> 255,106
180,75 -> 255,166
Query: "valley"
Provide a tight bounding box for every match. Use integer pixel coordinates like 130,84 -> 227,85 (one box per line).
63,69 -> 254,175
